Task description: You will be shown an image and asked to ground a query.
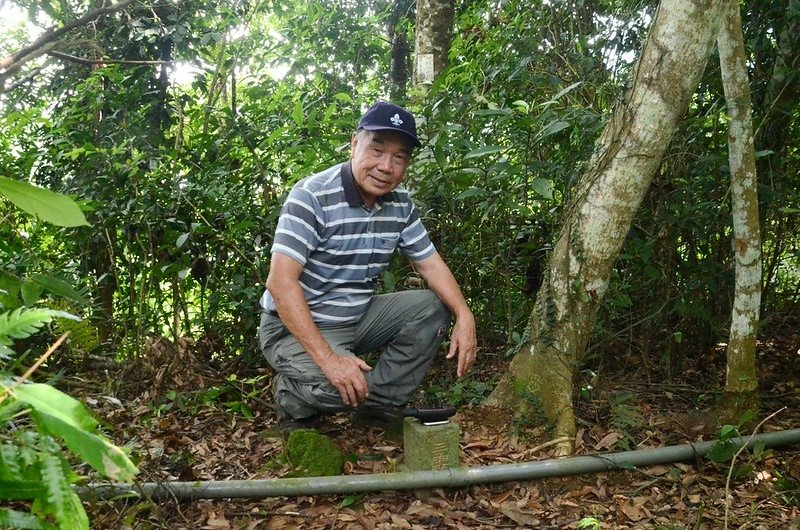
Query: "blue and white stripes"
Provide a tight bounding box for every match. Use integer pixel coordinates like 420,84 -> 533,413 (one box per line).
260,162 -> 435,324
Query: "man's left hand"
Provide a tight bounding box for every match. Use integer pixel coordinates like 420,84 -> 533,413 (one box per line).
446,313 -> 477,378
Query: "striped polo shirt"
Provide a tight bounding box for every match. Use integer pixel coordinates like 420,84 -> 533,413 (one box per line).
260,161 -> 436,324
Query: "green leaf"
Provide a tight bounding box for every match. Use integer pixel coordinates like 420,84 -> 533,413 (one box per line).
0,177 -> 89,227
0,508 -> 56,530
0,480 -> 46,500
382,270 -> 396,293
29,274 -> 87,305
463,145 -> 505,160
0,271 -> 22,310
20,280 -> 44,306
511,100 -> 529,113
291,100 -> 304,127
13,384 -> 139,482
456,187 -> 487,200
339,494 -> 362,508
531,178 -> 554,199
471,109 -> 513,117
40,452 -> 89,529
544,81 -> 583,104
540,120 -> 570,138
176,233 -> 190,248
719,425 -> 737,440
707,440 -> 737,463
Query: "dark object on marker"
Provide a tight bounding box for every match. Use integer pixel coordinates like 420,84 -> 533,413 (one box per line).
402,405 -> 457,425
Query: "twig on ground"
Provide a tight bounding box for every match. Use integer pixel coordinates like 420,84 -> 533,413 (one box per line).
530,436 -> 572,454
724,407 -> 787,530
329,502 -> 342,530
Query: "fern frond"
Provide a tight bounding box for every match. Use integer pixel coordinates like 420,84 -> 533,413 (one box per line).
53,306 -> 98,354
610,392 -> 645,451
0,508 -> 56,530
39,452 -> 89,529
0,444 -> 23,481
0,308 -> 77,347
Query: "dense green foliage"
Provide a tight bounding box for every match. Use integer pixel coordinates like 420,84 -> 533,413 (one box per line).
1,0 -> 798,379
0,185 -> 137,529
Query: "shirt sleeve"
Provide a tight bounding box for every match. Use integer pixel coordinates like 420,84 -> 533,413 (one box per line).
270,186 -> 323,266
398,202 -> 436,261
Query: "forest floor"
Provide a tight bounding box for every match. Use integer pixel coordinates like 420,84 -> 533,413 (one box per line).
69,313 -> 800,529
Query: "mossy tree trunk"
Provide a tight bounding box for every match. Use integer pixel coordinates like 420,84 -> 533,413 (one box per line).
486,0 -> 726,456
413,0 -> 454,85
717,0 -> 762,420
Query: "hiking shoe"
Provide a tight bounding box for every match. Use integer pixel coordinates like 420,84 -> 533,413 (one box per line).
350,405 -> 403,429
277,412 -> 321,437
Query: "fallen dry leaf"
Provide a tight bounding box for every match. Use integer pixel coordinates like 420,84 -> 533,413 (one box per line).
594,431 -> 623,450
498,502 -> 541,526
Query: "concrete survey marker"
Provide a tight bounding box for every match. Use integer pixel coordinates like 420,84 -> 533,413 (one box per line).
403,417 -> 460,471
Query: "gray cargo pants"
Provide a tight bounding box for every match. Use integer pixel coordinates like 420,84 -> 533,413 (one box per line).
259,289 -> 451,420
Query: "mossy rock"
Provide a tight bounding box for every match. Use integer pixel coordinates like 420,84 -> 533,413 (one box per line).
286,429 -> 344,477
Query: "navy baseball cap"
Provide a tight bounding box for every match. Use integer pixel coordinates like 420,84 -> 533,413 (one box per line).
357,101 -> 422,148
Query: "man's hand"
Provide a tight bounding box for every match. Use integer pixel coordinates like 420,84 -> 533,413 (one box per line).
412,252 -> 477,378
447,313 -> 477,378
320,353 -> 372,406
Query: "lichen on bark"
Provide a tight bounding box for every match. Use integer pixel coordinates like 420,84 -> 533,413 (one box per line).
717,0 -> 761,418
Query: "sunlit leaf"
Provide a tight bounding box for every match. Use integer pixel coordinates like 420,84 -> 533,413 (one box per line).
531,179 -> 554,199
0,177 -> 88,227
464,146 -> 504,160
13,384 -> 139,482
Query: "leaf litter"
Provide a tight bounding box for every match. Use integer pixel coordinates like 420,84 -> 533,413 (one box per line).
61,319 -> 800,529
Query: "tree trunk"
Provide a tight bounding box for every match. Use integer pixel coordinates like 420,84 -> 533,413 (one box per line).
486,0 -> 726,456
90,231 -> 117,346
388,0 -> 412,100
717,0 -> 761,419
413,0 -> 454,85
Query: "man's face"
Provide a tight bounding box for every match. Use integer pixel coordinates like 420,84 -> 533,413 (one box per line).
350,130 -> 412,207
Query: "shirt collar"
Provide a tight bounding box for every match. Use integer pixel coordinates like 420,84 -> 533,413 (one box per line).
341,161 -> 361,207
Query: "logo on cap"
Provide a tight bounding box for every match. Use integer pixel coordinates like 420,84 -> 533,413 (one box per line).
390,113 -> 403,126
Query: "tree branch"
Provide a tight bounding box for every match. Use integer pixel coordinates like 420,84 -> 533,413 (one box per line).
0,0 -> 139,72
47,50 -> 171,66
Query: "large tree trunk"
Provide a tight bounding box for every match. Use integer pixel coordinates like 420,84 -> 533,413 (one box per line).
717,0 -> 761,418
486,0 -> 726,456
413,0 -> 454,85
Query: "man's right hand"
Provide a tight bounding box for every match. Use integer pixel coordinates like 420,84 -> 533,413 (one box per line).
267,254 -> 372,407
321,353 -> 372,406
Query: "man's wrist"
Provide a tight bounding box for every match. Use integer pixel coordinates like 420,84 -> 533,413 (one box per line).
454,308 -> 474,323
311,347 -> 336,366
